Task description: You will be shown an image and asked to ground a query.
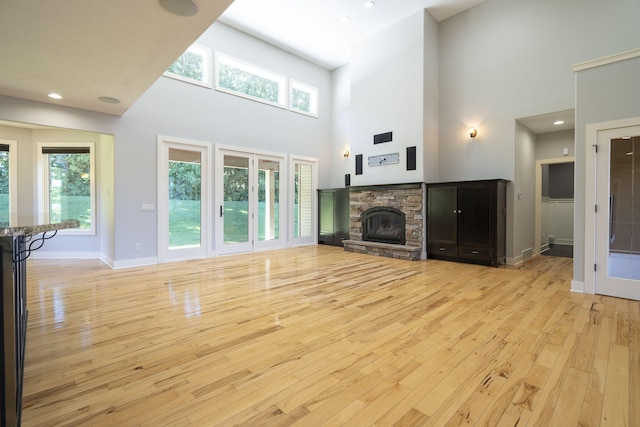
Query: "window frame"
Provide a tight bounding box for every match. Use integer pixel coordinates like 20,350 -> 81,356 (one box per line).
289,79 -> 319,118
163,43 -> 212,88
37,142 -> 96,235
214,52 -> 287,109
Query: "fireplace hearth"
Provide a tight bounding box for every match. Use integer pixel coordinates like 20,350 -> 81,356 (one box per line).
362,207 -> 406,245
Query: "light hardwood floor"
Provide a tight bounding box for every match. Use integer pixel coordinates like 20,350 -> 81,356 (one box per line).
21,245 -> 639,426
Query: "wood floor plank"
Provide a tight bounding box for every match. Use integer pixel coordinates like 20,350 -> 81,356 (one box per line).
18,246 -> 639,426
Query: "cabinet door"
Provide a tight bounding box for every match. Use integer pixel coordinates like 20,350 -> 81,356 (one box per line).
428,186 -> 457,244
457,184 -> 494,247
319,191 -> 335,240
334,190 -> 350,239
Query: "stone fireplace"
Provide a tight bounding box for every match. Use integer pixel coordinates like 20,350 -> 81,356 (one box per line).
343,183 -> 424,260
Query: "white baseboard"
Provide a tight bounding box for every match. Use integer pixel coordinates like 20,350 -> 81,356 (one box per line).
112,257 -> 158,269
571,280 -> 585,293
30,251 -> 102,260
507,255 -> 522,267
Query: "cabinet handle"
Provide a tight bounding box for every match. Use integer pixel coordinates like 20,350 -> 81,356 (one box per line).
439,247 -> 446,251
472,250 -> 479,254
458,210 -> 462,214
453,209 -> 457,213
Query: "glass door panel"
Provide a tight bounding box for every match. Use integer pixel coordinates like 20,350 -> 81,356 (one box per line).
223,155 -> 250,244
596,126 -> 640,300
258,159 -> 279,242
607,135 -> 640,280
168,148 -> 202,248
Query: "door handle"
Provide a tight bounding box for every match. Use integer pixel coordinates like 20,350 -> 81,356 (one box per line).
220,205 -> 224,217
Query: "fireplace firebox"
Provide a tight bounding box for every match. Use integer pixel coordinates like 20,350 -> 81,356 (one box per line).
362,207 -> 406,245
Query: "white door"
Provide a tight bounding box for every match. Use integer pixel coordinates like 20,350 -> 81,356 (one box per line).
215,147 -> 285,255
158,137 -> 210,263
595,125 -> 640,300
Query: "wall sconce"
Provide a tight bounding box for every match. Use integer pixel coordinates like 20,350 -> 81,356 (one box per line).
468,127 -> 478,138
343,150 -> 350,158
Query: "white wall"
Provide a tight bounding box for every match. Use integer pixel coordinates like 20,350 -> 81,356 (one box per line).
330,64 -> 351,188
439,0 -> 640,262
512,121 -> 536,264
0,22 -> 332,264
536,130 -> 574,160
348,11 -> 433,186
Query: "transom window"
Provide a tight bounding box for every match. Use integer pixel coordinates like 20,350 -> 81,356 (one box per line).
164,44 -> 211,88
37,143 -> 95,235
290,80 -> 319,117
215,52 -> 287,108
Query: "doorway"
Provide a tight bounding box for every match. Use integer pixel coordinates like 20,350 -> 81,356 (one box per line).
535,159 -> 575,258
215,146 -> 286,255
157,137 -> 210,263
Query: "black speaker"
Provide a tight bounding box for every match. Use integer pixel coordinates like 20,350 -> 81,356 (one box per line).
355,154 -> 363,175
406,146 -> 417,171
345,173 -> 351,187
374,131 -> 393,145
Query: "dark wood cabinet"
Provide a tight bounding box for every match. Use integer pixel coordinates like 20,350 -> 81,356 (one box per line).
427,180 -> 507,266
318,188 -> 350,246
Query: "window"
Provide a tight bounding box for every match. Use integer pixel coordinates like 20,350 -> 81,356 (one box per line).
290,80 -> 319,117
37,143 -> 95,235
0,140 -> 17,224
215,52 -> 287,108
164,44 -> 211,88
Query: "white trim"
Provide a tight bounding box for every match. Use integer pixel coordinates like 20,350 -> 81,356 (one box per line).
112,256 -> 158,269
570,280 -> 585,293
30,251 -> 102,259
573,48 -> 640,72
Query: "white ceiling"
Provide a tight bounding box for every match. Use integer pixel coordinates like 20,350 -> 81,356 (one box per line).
218,0 -> 487,70
0,0 -> 485,116
518,109 -> 575,135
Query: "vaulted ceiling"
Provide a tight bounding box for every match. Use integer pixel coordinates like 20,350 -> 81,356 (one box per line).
0,0 -> 485,116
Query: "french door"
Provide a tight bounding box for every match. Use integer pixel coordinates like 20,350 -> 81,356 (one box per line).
157,137 -> 210,263
216,147 -> 285,255
594,124 -> 640,300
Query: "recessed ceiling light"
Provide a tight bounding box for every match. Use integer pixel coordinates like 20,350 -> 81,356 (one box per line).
341,15 -> 350,22
159,0 -> 198,17
553,120 -> 564,125
48,93 -> 62,100
365,1 -> 375,8
98,96 -> 121,104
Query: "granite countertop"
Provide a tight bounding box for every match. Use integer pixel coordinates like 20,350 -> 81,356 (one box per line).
0,218 -> 80,237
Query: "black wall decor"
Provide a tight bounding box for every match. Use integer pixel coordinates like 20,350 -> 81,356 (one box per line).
406,146 -> 417,171
355,154 -> 363,175
373,131 -> 393,145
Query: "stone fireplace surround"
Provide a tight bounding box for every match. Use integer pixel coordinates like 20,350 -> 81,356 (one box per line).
342,183 -> 424,260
